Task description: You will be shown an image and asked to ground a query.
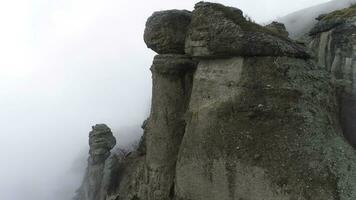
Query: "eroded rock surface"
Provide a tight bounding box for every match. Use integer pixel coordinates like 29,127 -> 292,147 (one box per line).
75,2 -> 356,200
176,56 -> 356,200
144,10 -> 191,54
185,2 -> 308,58
265,21 -> 289,38
309,5 -> 356,147
74,124 -> 117,200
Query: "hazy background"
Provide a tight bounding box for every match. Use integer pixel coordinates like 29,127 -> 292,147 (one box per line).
0,0 -> 351,199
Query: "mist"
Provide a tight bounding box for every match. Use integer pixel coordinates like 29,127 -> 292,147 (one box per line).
0,0 -> 335,200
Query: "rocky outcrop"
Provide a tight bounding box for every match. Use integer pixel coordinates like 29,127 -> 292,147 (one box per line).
310,5 -> 356,35
265,21 -> 289,38
74,124 -> 117,200
144,10 -> 192,54
184,2 -> 308,58
308,5 -> 356,147
76,2 -> 356,200
175,55 -> 356,199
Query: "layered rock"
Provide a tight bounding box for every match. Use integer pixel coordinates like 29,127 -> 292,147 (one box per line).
309,5 -> 356,147
76,2 -> 356,200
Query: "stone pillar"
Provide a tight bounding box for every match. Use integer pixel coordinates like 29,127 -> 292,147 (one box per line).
142,54 -> 196,199
74,124 -> 116,200
142,9 -> 197,200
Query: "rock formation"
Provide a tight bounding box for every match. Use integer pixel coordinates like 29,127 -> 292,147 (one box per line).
75,2 -> 356,200
309,5 -> 356,147
265,21 -> 289,38
74,124 -> 117,200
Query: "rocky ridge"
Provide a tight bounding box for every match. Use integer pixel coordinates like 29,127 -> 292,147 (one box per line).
75,2 -> 356,200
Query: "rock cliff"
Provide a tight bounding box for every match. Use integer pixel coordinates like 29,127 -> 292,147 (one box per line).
75,2 -> 356,200
309,5 -> 356,147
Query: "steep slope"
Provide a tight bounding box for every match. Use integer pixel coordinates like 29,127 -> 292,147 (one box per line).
75,2 -> 356,200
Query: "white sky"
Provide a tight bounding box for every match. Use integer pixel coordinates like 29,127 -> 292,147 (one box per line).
0,0 -> 332,200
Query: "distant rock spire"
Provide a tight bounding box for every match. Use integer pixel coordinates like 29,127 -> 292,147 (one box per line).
74,124 -> 117,200
89,124 -> 116,164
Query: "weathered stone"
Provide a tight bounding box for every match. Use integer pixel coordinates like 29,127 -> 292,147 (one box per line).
310,5 -> 356,35
144,10 -> 192,54
309,15 -> 356,148
265,21 -> 289,37
185,2 -> 309,58
175,56 -> 356,200
89,124 -> 116,164
74,124 -> 117,200
75,3 -> 356,200
144,54 -> 197,199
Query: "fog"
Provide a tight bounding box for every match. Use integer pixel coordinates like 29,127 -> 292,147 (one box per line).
0,0 -> 336,199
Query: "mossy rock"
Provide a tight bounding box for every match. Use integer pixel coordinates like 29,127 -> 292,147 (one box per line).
310,4 -> 356,35
185,2 -> 309,58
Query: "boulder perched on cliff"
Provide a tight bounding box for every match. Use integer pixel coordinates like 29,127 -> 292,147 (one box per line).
265,21 -> 289,37
185,2 -> 309,58
144,10 -> 191,54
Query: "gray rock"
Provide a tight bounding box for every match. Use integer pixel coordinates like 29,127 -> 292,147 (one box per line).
265,21 -> 289,37
74,124 -> 117,200
175,56 -> 356,200
185,2 -> 309,58
144,10 -> 191,54
309,18 -> 345,35
310,5 -> 356,35
75,3 -> 356,200
309,19 -> 356,148
89,124 -> 116,164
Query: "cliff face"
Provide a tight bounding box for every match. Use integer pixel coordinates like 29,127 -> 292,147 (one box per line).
75,2 -> 356,200
309,6 -> 356,147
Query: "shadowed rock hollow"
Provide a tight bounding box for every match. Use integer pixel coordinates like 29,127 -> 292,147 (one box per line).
75,2 -> 356,200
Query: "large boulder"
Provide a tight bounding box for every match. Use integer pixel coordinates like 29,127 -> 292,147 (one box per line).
184,2 -> 309,58
144,10 -> 192,54
265,21 -> 289,38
